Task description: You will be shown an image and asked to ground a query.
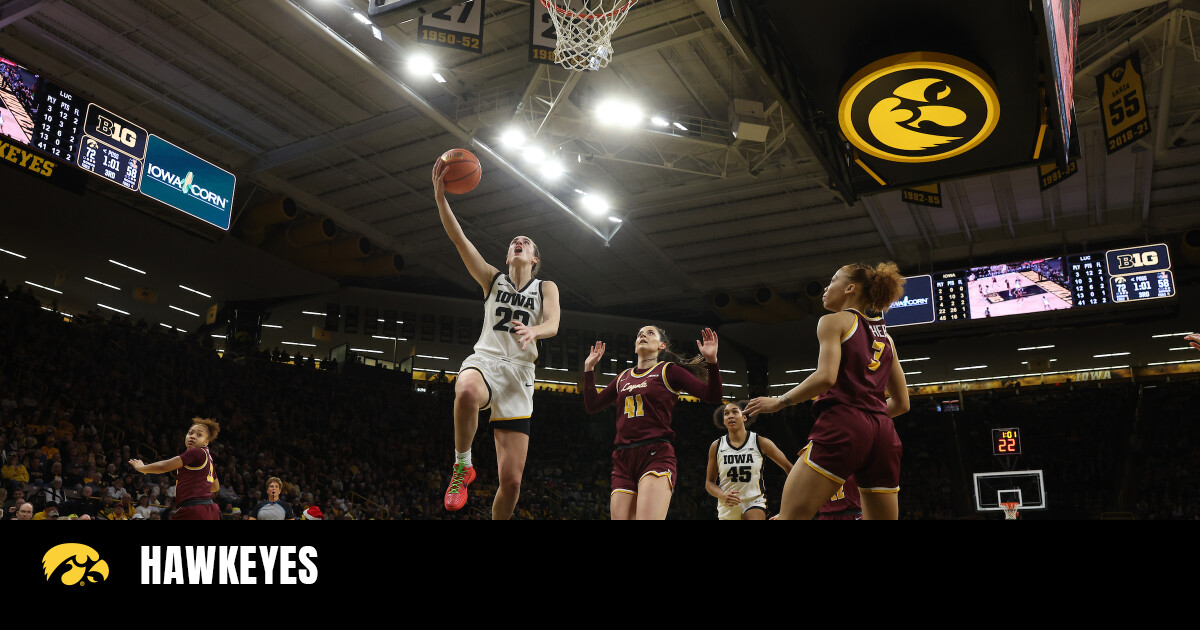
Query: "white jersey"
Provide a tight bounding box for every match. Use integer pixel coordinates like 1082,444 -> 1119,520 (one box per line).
474,272 -> 544,365
716,432 -> 766,519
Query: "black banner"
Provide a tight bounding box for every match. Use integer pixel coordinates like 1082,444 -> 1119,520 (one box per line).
0,137 -> 87,194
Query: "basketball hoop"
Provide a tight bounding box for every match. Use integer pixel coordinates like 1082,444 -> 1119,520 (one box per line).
539,0 -> 637,71
1001,501 -> 1020,520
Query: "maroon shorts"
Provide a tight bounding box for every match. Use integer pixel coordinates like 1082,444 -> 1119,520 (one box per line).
611,440 -> 676,494
170,503 -> 220,521
805,404 -> 902,492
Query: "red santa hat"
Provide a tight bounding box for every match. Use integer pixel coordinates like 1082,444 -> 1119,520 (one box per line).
303,505 -> 324,520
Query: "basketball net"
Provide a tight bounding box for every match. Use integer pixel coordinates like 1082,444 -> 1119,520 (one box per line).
1001,502 -> 1020,520
540,0 -> 637,71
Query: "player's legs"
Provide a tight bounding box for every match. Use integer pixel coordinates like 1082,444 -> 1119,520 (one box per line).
634,473 -> 673,520
742,506 -> 767,520
777,457 -> 842,520
860,491 -> 899,520
610,490 -> 636,520
491,428 -> 528,520
452,368 -> 489,452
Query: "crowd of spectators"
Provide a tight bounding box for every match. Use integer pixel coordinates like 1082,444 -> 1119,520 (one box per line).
2,287 -> 1197,521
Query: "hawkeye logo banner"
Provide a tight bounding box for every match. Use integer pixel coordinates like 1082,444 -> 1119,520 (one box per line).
1096,51 -> 1150,154
839,52 -> 1000,164
43,544 -> 110,586
139,134 -> 235,230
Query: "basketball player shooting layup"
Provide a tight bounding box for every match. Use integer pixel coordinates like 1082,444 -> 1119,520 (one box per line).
432,160 -> 561,520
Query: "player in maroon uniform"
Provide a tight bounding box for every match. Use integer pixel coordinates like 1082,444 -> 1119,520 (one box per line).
128,418 -> 220,521
582,326 -> 722,520
746,262 -> 909,520
798,444 -> 863,520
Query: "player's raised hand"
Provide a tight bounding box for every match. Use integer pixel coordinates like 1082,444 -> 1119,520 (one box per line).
583,340 -> 606,371
744,395 -> 783,417
127,458 -> 146,473
1186,333 -> 1200,352
431,159 -> 447,198
696,327 -> 718,363
511,321 -> 537,351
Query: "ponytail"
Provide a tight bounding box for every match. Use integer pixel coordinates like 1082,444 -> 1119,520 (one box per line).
653,326 -> 708,381
845,262 -> 907,313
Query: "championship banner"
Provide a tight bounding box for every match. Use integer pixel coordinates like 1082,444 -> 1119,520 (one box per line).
1096,51 -> 1150,154
1038,159 -> 1077,190
418,0 -> 484,53
529,0 -> 557,65
901,183 -> 942,207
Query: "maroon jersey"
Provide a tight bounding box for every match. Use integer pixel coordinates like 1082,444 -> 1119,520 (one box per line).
175,446 -> 215,504
813,309 -> 892,416
583,361 -> 723,446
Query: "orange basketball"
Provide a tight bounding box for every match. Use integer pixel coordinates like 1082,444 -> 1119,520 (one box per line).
439,148 -> 482,195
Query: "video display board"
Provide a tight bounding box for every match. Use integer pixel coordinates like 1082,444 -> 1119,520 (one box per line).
888,243 -> 1174,327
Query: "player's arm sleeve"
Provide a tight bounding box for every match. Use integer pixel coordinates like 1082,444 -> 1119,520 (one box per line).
582,370 -> 618,413
667,362 -> 723,403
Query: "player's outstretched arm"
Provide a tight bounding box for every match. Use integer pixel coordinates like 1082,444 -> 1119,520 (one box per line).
745,312 -> 847,416
1186,333 -> 1200,352
884,334 -> 910,418
758,436 -> 794,475
433,160 -> 498,294
127,456 -> 183,475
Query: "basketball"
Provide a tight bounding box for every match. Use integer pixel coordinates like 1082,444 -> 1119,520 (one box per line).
439,148 -> 482,195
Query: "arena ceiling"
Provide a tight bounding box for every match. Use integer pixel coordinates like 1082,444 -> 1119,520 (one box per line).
0,0 -> 1198,330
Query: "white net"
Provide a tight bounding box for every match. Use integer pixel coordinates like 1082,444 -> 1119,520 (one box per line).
540,0 -> 637,71
1002,502 -> 1019,520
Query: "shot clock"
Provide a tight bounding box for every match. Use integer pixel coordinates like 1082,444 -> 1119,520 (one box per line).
992,428 -> 1022,456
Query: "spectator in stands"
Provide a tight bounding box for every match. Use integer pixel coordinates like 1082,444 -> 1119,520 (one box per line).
33,502 -> 60,521
43,475 -> 67,506
249,477 -> 293,520
2,453 -> 28,491
105,477 -> 130,502
14,501 -> 33,520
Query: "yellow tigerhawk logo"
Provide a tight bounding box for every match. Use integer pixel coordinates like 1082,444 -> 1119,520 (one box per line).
42,543 -> 110,586
839,52 -> 1000,163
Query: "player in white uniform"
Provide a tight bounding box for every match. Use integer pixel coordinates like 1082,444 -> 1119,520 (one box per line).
433,160 -> 561,519
706,401 -> 793,520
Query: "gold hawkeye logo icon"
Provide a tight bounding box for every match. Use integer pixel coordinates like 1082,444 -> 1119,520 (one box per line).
43,543 -> 110,586
839,52 -> 999,163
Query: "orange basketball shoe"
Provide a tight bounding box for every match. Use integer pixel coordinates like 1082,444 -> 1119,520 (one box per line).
444,462 -> 476,511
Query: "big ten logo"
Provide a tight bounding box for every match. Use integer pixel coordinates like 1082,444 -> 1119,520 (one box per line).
839,52 -> 1000,163
43,544 -> 110,586
1114,251 -> 1158,270
85,104 -> 146,156
94,115 -> 138,149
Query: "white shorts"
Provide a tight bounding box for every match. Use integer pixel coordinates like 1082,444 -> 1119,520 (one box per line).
459,352 -> 535,422
717,494 -> 768,520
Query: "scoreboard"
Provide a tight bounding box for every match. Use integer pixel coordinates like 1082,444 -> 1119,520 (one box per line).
0,54 -> 234,229
887,243 -> 1175,327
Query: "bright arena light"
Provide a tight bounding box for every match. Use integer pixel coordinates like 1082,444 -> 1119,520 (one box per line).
408,54 -> 435,75
540,159 -> 564,180
596,99 -> 643,127
580,194 -> 610,217
522,145 -> 545,163
651,116 -> 669,127
500,128 -> 526,148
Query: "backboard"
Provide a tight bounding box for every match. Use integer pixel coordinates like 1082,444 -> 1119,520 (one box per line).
973,469 -> 1046,512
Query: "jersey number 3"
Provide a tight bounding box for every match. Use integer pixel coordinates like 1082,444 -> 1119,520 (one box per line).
493,307 -> 531,333
867,340 -> 886,371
